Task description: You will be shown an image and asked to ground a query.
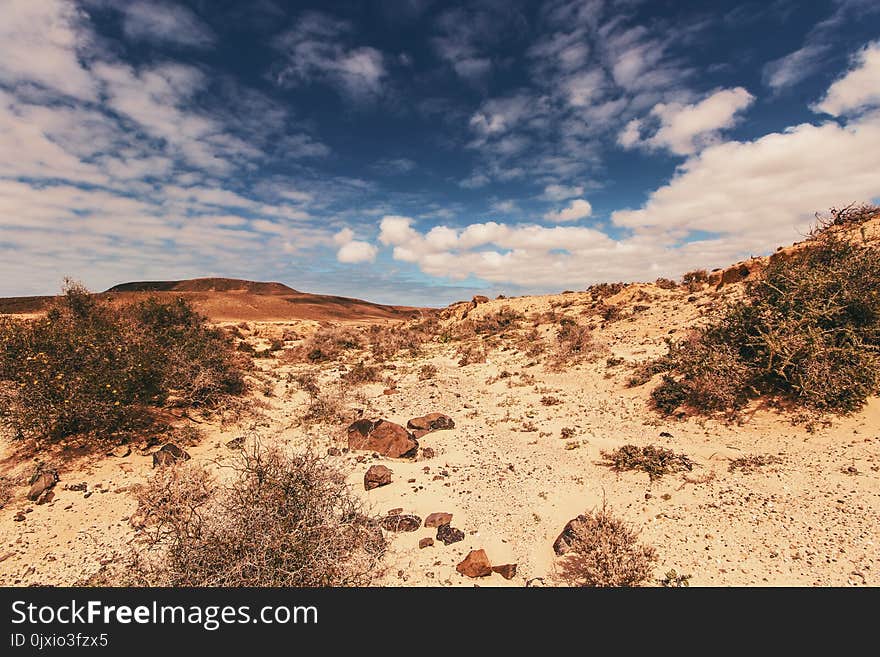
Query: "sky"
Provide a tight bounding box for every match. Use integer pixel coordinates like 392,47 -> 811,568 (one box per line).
1,0 -> 880,306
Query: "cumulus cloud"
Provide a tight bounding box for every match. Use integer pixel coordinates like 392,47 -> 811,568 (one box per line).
543,199 -> 593,223
620,87 -> 755,155
813,41 -> 880,116
337,241 -> 378,263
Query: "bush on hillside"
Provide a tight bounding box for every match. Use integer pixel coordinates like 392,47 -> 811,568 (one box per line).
0,281 -> 247,444
650,207 -> 880,416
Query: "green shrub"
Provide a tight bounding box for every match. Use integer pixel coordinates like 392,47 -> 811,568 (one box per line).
652,210 -> 880,416
0,282 -> 247,444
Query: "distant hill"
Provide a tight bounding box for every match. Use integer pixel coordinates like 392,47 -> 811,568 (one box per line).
0,277 -> 426,322
105,278 -> 298,295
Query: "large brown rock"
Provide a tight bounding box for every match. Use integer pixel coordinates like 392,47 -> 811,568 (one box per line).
457,549 -> 492,578
347,419 -> 418,458
424,512 -> 453,528
364,465 -> 393,491
27,471 -> 58,502
472,295 -> 490,304
553,515 -> 589,556
407,413 -> 455,439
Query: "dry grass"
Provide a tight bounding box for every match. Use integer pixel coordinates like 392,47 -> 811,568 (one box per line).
600,444 -> 695,481
557,503 -> 657,587
728,454 -> 783,473
128,442 -> 385,586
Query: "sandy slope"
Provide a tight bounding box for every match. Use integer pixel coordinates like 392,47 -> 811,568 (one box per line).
1,280 -> 877,587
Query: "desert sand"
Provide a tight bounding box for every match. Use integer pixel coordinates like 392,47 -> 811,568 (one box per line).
1,263 -> 878,588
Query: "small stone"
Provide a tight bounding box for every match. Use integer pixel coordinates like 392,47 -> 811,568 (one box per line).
457,549 -> 492,578
437,524 -> 465,545
152,444 -> 190,468
364,465 -> 393,491
424,512 -> 453,528
327,447 -> 341,456
420,447 -> 436,460
110,445 -> 131,458
225,436 -> 245,450
492,564 -> 517,580
419,537 -> 434,549
27,471 -> 58,501
387,508 -> 403,516
380,514 -> 422,532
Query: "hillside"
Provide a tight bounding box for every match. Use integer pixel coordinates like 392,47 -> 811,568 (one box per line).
0,277 -> 425,322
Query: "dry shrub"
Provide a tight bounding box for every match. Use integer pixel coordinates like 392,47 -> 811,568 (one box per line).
294,326 -> 363,363
728,454 -> 783,473
515,328 -> 546,357
600,444 -> 694,480
0,282 -> 247,445
587,282 -> 626,299
0,476 -> 13,509
600,304 -> 623,323
655,277 -> 678,290
130,443 -> 385,586
367,323 -> 427,361
456,342 -> 487,366
682,269 -> 709,293
418,363 -> 438,380
342,360 -> 381,384
550,320 -> 593,365
652,210 -> 880,417
558,503 -> 657,587
471,306 -> 523,335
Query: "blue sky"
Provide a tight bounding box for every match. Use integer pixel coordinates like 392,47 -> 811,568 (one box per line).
1,0 -> 879,306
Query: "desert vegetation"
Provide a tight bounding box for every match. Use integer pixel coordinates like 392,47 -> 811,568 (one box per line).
0,282 -> 248,447
646,207 -> 880,417
124,442 -> 385,586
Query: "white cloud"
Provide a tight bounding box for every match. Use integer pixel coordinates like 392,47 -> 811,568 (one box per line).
274,12 -> 386,101
763,43 -> 829,91
0,0 -> 97,100
337,241 -> 378,263
542,184 -> 584,201
334,228 -> 355,245
814,41 -> 880,116
119,1 -> 216,49
491,200 -> 519,213
543,199 -> 593,223
621,87 -> 755,155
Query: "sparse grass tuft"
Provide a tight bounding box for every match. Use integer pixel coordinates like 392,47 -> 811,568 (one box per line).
600,444 -> 694,480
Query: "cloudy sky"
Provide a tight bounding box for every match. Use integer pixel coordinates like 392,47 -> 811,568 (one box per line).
2,0 -> 880,305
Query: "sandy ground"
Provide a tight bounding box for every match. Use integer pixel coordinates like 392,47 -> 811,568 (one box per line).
1,283 -> 878,587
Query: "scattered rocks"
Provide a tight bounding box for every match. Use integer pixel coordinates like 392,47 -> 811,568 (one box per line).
492,564 -> 517,580
419,537 -> 434,549
347,419 -> 418,458
456,549 -> 492,578
407,413 -> 455,438
380,514 -> 422,532
327,447 -> 341,456
436,524 -> 465,545
27,471 -> 58,502
364,465 -> 393,491
152,443 -> 191,468
424,512 -> 453,528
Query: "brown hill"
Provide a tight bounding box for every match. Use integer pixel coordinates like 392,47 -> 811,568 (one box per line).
0,277 -> 425,322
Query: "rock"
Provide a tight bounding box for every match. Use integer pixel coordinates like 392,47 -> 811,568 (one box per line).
472,295 -> 490,304
327,447 -> 341,456
109,445 -> 131,458
36,491 -> 55,505
387,508 -> 403,516
225,436 -> 245,450
419,537 -> 434,549
152,443 -> 191,468
364,465 -> 393,491
13,511 -> 26,522
380,514 -> 422,532
437,524 -> 465,545
27,471 -> 58,502
407,413 -> 455,435
420,447 -> 435,460
424,512 -> 453,528
456,549 -> 492,578
553,515 -> 588,556
347,419 -> 418,458
492,564 -> 517,580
